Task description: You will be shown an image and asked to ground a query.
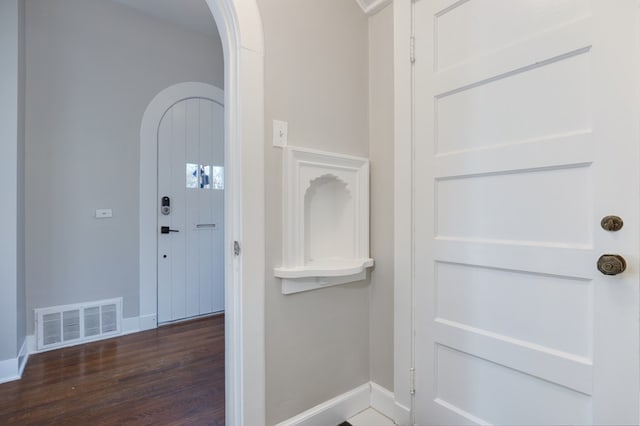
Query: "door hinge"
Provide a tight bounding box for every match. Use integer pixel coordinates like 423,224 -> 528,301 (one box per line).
410,367 -> 416,395
410,36 -> 416,64
234,241 -> 241,256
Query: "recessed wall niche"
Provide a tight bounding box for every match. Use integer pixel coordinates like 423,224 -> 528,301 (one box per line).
274,147 -> 374,294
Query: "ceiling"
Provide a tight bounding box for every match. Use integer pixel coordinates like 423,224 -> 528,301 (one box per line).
109,0 -> 219,38
109,0 -> 391,38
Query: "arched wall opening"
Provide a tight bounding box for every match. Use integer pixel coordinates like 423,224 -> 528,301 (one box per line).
139,2 -> 265,424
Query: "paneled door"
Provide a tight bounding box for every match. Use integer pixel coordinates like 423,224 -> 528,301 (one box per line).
413,0 -> 639,424
157,97 -> 224,323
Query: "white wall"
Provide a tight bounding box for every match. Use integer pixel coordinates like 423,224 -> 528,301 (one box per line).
25,0 -> 224,333
257,0 -> 371,423
0,0 -> 26,362
368,4 -> 394,392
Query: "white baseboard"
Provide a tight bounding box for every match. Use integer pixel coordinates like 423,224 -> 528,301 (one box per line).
0,337 -> 29,385
139,314 -> 158,331
394,401 -> 411,426
0,357 -> 19,385
122,316 -> 140,334
277,382 -> 404,426
370,382 -> 395,420
123,314 -> 157,334
276,383 -> 370,426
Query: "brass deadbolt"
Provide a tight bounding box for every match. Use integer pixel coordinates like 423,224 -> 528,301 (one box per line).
601,215 -> 624,232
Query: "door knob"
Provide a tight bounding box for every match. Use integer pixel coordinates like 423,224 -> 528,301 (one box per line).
597,254 -> 626,276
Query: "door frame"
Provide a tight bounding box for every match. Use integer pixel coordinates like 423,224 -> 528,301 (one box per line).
140,82 -> 224,323
139,1 -> 265,425
393,0 -> 413,424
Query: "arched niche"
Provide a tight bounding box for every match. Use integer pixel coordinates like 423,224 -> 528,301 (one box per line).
274,147 -> 374,295
304,174 -> 354,263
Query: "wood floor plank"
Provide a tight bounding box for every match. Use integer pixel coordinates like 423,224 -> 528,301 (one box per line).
0,315 -> 225,425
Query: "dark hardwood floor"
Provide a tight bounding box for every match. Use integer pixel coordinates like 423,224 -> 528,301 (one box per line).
0,314 -> 225,425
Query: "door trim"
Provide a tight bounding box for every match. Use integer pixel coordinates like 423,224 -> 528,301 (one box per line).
393,0 -> 414,423
140,81 -> 223,325
140,0 -> 266,423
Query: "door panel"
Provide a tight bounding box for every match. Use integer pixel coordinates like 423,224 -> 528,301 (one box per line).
413,0 -> 639,424
158,97 -> 225,323
434,345 -> 591,426
436,51 -> 590,154
434,0 -> 590,71
435,262 -> 592,358
198,99 -> 215,316
169,100 -> 188,321
436,166 -> 592,244
157,110 -> 173,322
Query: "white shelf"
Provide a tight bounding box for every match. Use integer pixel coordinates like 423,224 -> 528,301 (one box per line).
274,146 -> 374,295
274,258 -> 374,279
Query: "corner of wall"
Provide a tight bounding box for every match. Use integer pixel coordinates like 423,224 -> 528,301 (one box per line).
0,0 -> 24,367
367,0 -> 395,393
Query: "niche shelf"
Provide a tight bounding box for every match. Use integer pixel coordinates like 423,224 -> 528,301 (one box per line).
274,146 -> 374,294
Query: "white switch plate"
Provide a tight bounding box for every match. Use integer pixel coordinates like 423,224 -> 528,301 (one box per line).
96,209 -> 113,219
273,120 -> 288,147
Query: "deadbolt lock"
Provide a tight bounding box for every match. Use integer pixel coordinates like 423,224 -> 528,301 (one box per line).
597,254 -> 626,276
601,215 -> 624,232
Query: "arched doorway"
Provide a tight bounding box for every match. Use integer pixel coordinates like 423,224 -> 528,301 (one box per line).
139,2 -> 265,424
189,3 -> 266,424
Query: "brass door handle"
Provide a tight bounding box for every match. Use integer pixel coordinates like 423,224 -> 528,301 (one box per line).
597,254 -> 626,276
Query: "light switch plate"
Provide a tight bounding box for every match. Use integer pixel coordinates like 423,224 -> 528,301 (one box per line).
96,209 -> 113,219
273,120 -> 288,147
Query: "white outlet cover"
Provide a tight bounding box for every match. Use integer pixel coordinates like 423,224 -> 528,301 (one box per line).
96,209 -> 113,219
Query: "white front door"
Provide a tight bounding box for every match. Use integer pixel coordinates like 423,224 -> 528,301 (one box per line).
157,97 -> 225,323
413,0 -> 639,424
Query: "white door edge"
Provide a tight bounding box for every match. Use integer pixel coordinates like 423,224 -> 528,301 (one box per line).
140,0 -> 266,423
393,0 -> 415,422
